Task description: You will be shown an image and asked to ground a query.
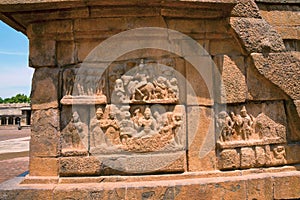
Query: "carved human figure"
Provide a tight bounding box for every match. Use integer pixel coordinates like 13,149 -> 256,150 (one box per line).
119,111 -> 137,144
64,69 -> 75,96
217,111 -> 234,142
153,111 -> 163,130
101,109 -> 120,144
112,78 -> 128,103
232,106 -> 255,140
168,78 -> 179,99
90,108 -> 107,147
172,112 -> 183,146
135,107 -> 157,138
273,145 -> 286,165
62,111 -> 87,150
153,76 -> 169,99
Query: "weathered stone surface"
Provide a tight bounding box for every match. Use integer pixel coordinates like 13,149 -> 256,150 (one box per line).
251,53 -> 300,100
29,39 -> 56,67
240,147 -> 255,169
230,17 -> 285,53
27,20 -> 73,38
175,180 -> 247,200
231,0 -> 261,18
285,144 -> 300,165
59,157 -> 102,176
29,157 -> 59,176
246,57 -> 288,101
273,172 -> 300,200
214,55 -> 247,103
31,67 -> 59,110
209,39 -> 244,56
30,109 -> 60,157
56,41 -> 76,67
255,146 -> 266,166
187,106 -> 216,171
75,40 -> 105,62
286,100 -> 300,141
218,149 -> 240,170
186,56 -> 214,106
246,177 -> 273,200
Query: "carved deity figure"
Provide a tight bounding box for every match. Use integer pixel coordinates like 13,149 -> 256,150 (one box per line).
217,111 -> 234,142
234,106 -> 255,140
90,108 -> 107,147
119,111 -> 137,144
62,111 -> 88,150
101,109 -> 120,144
135,107 -> 157,138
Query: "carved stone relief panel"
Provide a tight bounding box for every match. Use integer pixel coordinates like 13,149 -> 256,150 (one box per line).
59,58 -> 187,174
217,102 -> 287,170
61,67 -> 107,105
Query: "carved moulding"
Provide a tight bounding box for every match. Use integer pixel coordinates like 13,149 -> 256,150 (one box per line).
216,106 -> 287,170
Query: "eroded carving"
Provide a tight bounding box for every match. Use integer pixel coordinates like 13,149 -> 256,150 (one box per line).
111,60 -> 179,104
217,106 -> 286,149
61,68 -> 107,105
62,111 -> 88,155
90,105 -> 185,153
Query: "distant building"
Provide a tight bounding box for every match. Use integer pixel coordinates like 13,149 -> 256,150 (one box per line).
0,103 -> 31,128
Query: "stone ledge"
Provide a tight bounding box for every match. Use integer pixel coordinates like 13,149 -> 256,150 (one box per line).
2,168 -> 300,199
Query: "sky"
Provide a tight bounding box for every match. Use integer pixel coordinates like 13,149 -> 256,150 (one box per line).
0,20 -> 33,99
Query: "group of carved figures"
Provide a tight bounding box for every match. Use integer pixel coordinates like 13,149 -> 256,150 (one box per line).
62,105 -> 184,151
112,60 -> 179,103
217,106 -> 256,142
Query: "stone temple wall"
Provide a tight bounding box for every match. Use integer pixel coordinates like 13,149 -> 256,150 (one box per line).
0,0 -> 299,199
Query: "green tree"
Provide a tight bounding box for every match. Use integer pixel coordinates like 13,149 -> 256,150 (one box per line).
1,94 -> 30,103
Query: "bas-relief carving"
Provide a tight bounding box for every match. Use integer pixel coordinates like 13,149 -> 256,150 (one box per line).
60,59 -> 185,155
216,106 -> 286,149
217,106 -> 287,170
90,104 -> 185,154
61,68 -> 107,105
61,111 -> 88,156
111,59 -> 179,104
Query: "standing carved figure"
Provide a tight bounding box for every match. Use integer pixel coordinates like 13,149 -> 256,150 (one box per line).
62,111 -> 87,149
90,108 -> 107,147
217,111 -> 234,142
172,112 -> 183,146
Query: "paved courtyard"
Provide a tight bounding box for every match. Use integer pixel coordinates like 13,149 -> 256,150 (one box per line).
0,128 -> 30,183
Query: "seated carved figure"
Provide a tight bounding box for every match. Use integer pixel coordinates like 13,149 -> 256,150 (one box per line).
135,108 -> 157,138
119,111 -> 137,143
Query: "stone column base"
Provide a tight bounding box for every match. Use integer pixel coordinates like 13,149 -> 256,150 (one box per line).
1,166 -> 300,199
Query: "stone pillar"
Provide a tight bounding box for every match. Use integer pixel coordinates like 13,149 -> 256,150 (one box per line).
0,117 -> 2,126
6,117 -> 8,125
13,117 -> 15,125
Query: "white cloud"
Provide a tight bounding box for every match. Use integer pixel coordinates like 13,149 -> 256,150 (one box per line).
0,50 -> 28,56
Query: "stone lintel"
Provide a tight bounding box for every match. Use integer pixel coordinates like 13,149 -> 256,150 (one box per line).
0,0 -> 237,34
